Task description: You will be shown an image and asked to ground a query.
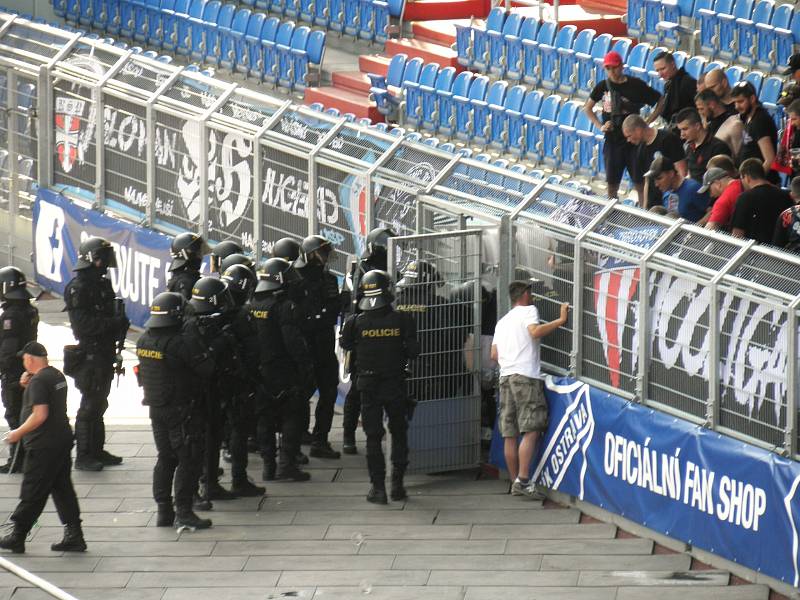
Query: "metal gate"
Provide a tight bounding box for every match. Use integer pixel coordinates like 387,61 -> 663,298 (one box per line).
387,230 -> 483,474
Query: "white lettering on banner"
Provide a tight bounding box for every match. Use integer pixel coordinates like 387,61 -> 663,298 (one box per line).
602,431 -> 767,532
102,107 -> 178,169
262,166 -> 340,226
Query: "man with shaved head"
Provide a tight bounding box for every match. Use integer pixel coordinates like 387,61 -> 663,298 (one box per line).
704,68 -> 734,108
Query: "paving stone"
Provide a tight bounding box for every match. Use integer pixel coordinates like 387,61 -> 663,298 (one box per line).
245,555 -> 393,571
392,555 -> 543,571
85,484 -> 153,498
278,570 -> 430,586
397,495 -> 542,510
312,586 -> 466,599
293,510 -> 437,525
100,444 -> 145,458
429,570 -> 578,586
3,556 -> 100,572
472,524 -> 616,540
577,570 -> 730,587
167,511 -> 294,526
96,556 -> 248,572
614,585 -> 770,599
47,498 -> 123,513
107,431 -> 160,444
254,497 -> 405,511
326,524 -> 470,540
161,588 -> 315,600
31,526 -> 178,542
359,540 -> 507,555
463,586 -> 618,600
542,554 -> 691,571
0,483 -> 92,498
71,470 -> 153,484
128,571 -> 281,588
213,540 -> 358,556
10,590 -> 164,600
35,511 -> 153,527
436,509 -> 580,525
0,572 -> 132,588
178,525 -> 327,541
87,541 -> 215,556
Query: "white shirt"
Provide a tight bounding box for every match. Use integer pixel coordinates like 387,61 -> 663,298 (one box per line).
492,304 -> 541,379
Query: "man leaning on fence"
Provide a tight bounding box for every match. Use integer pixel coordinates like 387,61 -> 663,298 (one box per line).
491,280 -> 568,501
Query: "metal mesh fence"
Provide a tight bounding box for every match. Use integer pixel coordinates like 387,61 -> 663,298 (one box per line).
152,109 -> 198,232
103,92 -> 148,214
52,76 -> 97,193
259,141 -> 309,256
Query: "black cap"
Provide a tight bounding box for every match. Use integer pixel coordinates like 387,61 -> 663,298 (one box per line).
17,341 -> 47,357
644,155 -> 676,179
784,53 -> 800,75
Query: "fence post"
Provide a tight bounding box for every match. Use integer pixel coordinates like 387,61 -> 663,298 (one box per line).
93,83 -> 105,209
308,119 -> 346,236
36,64 -> 52,191
497,213 -> 513,317
6,69 -> 17,266
145,102 -> 156,228
785,296 -> 800,457
198,116 -> 209,238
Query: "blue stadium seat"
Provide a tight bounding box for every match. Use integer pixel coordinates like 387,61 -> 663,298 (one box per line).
133,0 -> 151,41
94,0 -> 118,31
473,7 -> 505,72
404,131 -> 422,142
735,0 -> 772,66
373,122 -> 389,132
774,9 -> 800,75
404,61 -> 439,128
294,29 -> 324,91
717,0 -> 754,62
375,0 -> 404,44
641,46 -> 668,91
439,141 -> 455,152
313,0 -> 330,28
309,102 -> 324,111
642,0 -> 666,42
238,12 -> 264,75
373,56 -> 421,117
119,0 -> 139,36
79,0 -> 96,26
575,33 -> 612,100
54,0 -> 68,18
367,52 -> 405,101
760,75 -> 784,129
704,59 -> 725,73
488,12 -> 522,77
248,16 -> 277,79
357,0 -> 375,41
454,74 -> 489,142
219,7 -> 250,71
472,79 -> 507,145
539,24 -> 576,91
542,99 -> 578,168
755,2 -> 790,72
505,17 -> 537,82
278,24 -> 307,88
575,110 -> 601,178
189,0 -> 218,61
525,94 -> 560,162
208,2 -> 235,65
343,0 -> 359,36
453,20 -> 473,68
725,64 -> 745,86
161,0 -> 189,51
285,0 -> 301,19
744,69 -> 763,95
684,54 -> 706,79
656,0 -> 698,49
266,0 -> 282,17
421,65 -> 454,132
145,0 -> 165,46
422,136 -> 439,146
437,70 -> 472,137
594,37 -> 631,86
557,27 -> 594,96
175,0 -> 203,56
555,100 -> 583,170
626,0 -> 646,38
699,0 -> 734,59
522,20 -> 556,86
489,83 -> 525,152
264,21 -> 293,86
299,0 -> 314,22
325,107 -> 341,117
650,49 -> 687,92
624,42 -> 651,78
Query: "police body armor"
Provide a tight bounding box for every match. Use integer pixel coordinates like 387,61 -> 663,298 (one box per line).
350,309 -> 418,381
168,270 -> 201,301
136,330 -> 186,408
295,265 -> 340,333
65,270 -> 121,357
0,302 -> 38,384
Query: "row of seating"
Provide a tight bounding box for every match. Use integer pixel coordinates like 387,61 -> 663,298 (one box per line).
56,0 -> 326,91
628,0 -> 797,73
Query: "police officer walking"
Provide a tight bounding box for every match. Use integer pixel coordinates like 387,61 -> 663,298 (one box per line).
339,227 -> 395,455
250,258 -> 315,482
0,267 -> 38,473
340,270 -> 419,504
167,233 -> 210,300
65,237 -> 129,472
136,292 -> 213,530
295,235 -> 341,459
0,342 -> 85,554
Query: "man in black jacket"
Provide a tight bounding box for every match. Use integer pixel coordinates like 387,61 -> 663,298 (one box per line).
653,51 -> 697,126
167,233 -> 209,300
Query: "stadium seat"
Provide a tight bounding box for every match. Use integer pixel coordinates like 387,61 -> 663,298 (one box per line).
649,49 -> 687,92
525,94 -> 560,162
735,0 -> 772,66
760,75 -> 784,129
294,29 -> 325,91
175,0 -> 203,56
299,0 -> 314,22
454,74 -> 489,142
118,0 -> 139,37
357,0 -> 375,41
539,24 -> 576,91
208,2 -> 235,65
472,79 -> 507,146
623,42 -> 650,78
437,70 -> 472,137
219,7 -> 250,71
285,0 -> 300,18
522,20 -> 556,86
575,110 -> 601,178
656,0 -> 700,49
755,2 -> 790,72
488,12 -> 522,77
557,27 -> 594,96
325,107 -> 341,117
160,0 -> 188,51
626,0 -> 646,38
577,34 -> 618,100
717,0 -> 754,62
278,24 -> 308,88
744,69 -> 763,95
372,122 -> 389,132
422,136 -> 439,146
542,99 -> 578,168
684,54 -> 706,80
704,60 -> 725,73
374,0 -> 404,44
343,0 -> 359,36
774,9 -> 800,75
144,0 -> 164,46
725,64 -> 745,86
326,0 -> 344,33
555,100 -> 583,170
403,61 -> 439,128
238,12 -> 264,75
404,131 -> 421,142
473,7 -> 505,72
264,20 -> 293,86
505,17 -> 537,82
421,65 -> 454,132
313,0 -> 329,28
489,84 -> 525,151
248,16 -> 277,79
373,56 -> 421,117
133,0 -> 151,42
453,20 -> 474,68
439,141 -> 455,153
699,0 -> 734,59
188,0 -> 218,61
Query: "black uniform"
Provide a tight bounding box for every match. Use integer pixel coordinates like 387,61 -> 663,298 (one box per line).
137,327 -> 213,514
339,306 -> 419,486
167,269 -> 201,301
64,268 -> 128,462
11,366 -> 80,535
0,300 -> 38,468
250,293 -> 315,474
295,263 -> 340,446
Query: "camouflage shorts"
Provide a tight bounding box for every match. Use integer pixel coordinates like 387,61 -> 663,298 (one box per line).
498,374 -> 548,437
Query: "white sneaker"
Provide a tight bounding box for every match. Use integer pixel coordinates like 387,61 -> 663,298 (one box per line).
510,478 -> 528,496
523,483 -> 546,501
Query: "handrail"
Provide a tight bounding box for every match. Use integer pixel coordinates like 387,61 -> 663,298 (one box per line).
0,556 -> 81,600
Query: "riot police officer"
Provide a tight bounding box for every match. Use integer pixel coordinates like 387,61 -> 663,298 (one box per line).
340,227 -> 395,455
219,253 -> 256,277
219,264 -> 265,497
271,238 -> 301,263
210,240 -> 244,274
0,267 -> 38,473
136,292 -> 213,530
250,258 -> 315,482
340,270 -> 419,504
65,237 -> 129,472
167,233 -> 210,300
295,235 -> 341,459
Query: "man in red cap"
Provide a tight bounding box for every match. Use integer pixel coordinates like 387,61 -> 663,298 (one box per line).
584,50 -> 662,200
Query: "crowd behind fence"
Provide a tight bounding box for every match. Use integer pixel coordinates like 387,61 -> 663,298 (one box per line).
0,14 -> 799,458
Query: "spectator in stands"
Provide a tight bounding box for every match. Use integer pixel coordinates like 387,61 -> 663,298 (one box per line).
584,51 -> 662,200
646,156 -> 709,222
704,68 -> 734,108
676,108 -> 731,182
651,51 -> 697,126
696,72 -> 706,93
702,155 -> 742,231
695,90 -> 743,159
774,99 -> 800,180
621,114 -> 686,207
732,81 -> 778,177
732,158 -> 793,242
772,176 -> 800,252
784,54 -> 800,86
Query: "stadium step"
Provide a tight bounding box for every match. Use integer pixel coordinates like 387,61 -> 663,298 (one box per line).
514,4 -> 627,36
404,0 -> 491,22
411,20 -> 462,47
385,37 -> 461,69
358,53 -> 392,78
304,86 -> 383,121
332,71 -> 372,94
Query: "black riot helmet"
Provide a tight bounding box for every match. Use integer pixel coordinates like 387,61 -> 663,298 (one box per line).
255,258 -> 299,294
271,237 -> 301,263
0,266 -> 33,300
362,226 -> 395,266
74,237 -> 117,271
221,264 -> 257,306
145,292 -> 185,328
358,269 -> 394,311
169,232 -> 210,272
296,235 -> 333,268
210,240 -> 244,273
219,252 -> 256,276
189,277 -> 233,315
398,259 -> 443,291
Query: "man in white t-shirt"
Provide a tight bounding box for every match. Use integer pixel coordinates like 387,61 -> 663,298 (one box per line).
490,280 -> 569,499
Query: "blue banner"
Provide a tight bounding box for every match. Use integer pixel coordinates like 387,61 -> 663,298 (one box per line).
492,377 -> 800,587
32,188 -> 174,328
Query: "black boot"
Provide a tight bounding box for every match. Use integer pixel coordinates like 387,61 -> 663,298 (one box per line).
367,483 -> 388,505
205,481 -> 237,501
0,527 -> 26,553
175,509 -> 212,530
342,433 -> 357,455
193,494 -> 213,512
390,466 -> 408,501
156,503 -> 176,527
295,451 -> 309,465
309,440 -> 341,459
231,477 -> 266,497
274,465 -> 311,482
74,421 -> 103,472
94,420 -> 122,466
50,522 -> 86,552
262,456 -> 276,481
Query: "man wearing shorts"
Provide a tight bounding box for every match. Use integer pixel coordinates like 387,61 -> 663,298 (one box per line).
491,281 -> 569,500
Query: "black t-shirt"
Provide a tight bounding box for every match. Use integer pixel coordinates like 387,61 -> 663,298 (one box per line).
707,107 -> 735,138
19,366 -> 73,450
732,183 -> 793,243
663,68 -> 697,124
686,133 -> 732,182
589,77 -> 661,143
636,129 -> 685,184
740,106 -> 778,163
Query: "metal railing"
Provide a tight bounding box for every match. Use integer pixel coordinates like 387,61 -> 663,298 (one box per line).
0,14 -> 799,458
